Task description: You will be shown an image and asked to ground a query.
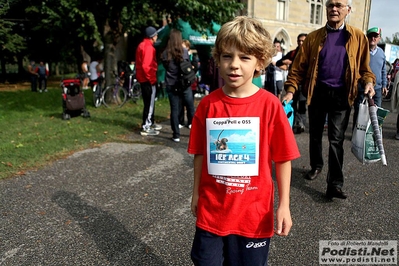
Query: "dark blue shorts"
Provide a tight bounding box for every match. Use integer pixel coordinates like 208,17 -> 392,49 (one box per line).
191,227 -> 271,266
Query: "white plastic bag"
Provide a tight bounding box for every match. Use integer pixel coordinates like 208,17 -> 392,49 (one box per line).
351,99 -> 389,165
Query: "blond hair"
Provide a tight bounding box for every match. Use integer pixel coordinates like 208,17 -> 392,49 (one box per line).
212,16 -> 274,77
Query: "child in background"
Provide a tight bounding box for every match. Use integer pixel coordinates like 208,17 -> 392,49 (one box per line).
188,16 -> 300,266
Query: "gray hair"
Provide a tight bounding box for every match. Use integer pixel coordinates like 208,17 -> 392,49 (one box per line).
325,0 -> 352,7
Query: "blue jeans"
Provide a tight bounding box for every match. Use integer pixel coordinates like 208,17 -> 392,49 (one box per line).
30,75 -> 38,92
167,85 -> 195,139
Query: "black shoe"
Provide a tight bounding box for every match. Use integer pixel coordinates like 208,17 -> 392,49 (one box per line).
326,187 -> 347,199
304,168 -> 321,180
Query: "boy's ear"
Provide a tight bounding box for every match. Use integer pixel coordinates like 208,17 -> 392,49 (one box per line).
256,62 -> 264,72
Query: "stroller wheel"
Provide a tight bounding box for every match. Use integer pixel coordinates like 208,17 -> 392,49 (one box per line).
83,110 -> 91,118
62,113 -> 71,120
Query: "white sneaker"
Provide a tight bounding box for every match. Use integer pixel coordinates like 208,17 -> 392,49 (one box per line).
44,89 -> 48,92
395,133 -> 399,140
188,124 -> 192,129
151,124 -> 162,131
172,138 -> 180,143
140,128 -> 160,136
179,124 -> 184,129
39,90 -> 42,93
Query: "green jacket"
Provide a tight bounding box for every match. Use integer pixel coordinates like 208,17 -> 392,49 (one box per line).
284,24 -> 375,106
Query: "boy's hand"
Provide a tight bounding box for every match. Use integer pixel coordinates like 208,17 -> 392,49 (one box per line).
275,206 -> 292,236
191,194 -> 199,217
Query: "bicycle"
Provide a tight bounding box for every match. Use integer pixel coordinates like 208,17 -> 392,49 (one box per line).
102,71 -> 141,108
89,76 -> 105,108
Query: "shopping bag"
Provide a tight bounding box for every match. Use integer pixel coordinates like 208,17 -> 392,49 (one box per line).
282,100 -> 294,128
351,98 -> 389,165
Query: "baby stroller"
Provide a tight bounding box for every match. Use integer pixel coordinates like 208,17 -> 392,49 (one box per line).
61,77 -> 90,120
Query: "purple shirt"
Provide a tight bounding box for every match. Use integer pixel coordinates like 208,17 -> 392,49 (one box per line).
318,29 -> 348,88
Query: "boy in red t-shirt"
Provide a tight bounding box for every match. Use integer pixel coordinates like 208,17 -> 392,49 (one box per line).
187,16 -> 300,266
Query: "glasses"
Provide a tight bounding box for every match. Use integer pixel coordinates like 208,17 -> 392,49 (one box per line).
327,3 -> 348,9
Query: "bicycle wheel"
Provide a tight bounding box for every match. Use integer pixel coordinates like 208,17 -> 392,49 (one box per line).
102,85 -> 127,108
92,84 -> 102,108
130,82 -> 141,103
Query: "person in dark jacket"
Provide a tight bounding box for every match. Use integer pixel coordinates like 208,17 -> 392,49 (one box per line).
162,29 -> 196,142
27,60 -> 38,92
36,61 -> 49,93
276,33 -> 307,133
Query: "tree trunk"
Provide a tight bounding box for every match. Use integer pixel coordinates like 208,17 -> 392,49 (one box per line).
103,17 -> 127,87
17,55 -> 25,80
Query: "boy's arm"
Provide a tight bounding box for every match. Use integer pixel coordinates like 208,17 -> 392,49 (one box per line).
191,154 -> 203,217
274,160 -> 292,236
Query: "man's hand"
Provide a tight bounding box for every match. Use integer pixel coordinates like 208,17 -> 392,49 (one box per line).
382,87 -> 388,97
282,91 -> 294,103
364,82 -> 375,97
278,65 -> 288,71
282,59 -> 292,65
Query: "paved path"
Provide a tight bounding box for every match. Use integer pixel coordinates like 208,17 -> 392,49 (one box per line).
1,101 -> 398,265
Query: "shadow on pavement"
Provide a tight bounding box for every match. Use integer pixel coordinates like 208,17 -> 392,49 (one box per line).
52,191 -> 166,266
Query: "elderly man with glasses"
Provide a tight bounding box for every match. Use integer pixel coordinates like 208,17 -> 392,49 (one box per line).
282,0 -> 375,200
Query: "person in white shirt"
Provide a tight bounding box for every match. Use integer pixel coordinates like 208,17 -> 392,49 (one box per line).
89,58 -> 103,82
272,40 -> 284,99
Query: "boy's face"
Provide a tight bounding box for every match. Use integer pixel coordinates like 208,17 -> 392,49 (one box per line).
218,45 -> 261,92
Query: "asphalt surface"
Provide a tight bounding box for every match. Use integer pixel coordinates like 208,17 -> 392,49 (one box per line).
1,100 -> 398,266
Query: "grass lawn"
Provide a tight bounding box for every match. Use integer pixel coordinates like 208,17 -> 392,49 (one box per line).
0,80 -> 171,179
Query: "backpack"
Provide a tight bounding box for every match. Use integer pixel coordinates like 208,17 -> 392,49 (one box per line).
177,60 -> 196,90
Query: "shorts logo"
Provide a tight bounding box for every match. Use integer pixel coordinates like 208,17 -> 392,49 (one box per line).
246,240 -> 269,249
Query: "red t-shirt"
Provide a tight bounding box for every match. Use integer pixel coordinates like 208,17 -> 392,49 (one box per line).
188,88 -> 300,238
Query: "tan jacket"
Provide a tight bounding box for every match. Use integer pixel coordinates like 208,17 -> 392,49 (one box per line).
284,24 -> 375,106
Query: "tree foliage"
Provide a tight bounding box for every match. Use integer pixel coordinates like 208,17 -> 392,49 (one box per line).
0,0 -> 26,79
2,0 -> 245,81
384,32 -> 399,45
0,0 -> 25,54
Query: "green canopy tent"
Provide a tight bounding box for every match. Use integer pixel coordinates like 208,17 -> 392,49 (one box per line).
156,19 -> 221,47
181,19 -> 221,45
